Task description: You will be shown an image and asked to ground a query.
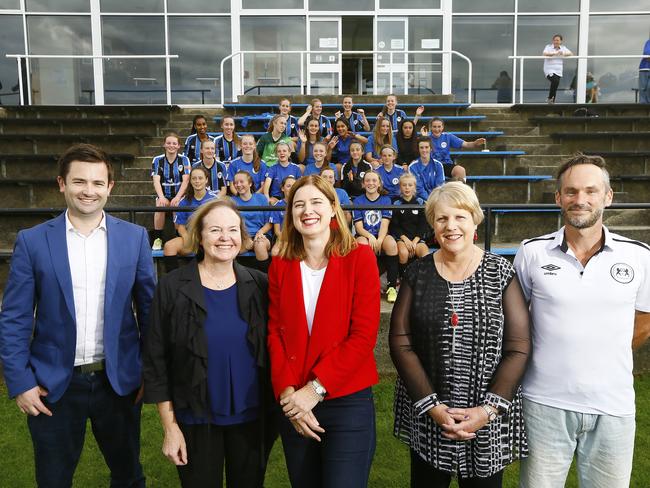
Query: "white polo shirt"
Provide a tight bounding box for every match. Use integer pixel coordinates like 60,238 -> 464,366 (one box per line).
514,226 -> 650,417
543,44 -> 571,77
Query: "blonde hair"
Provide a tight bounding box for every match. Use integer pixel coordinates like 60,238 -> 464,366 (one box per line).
278,175 -> 356,260
184,199 -> 251,257
425,181 -> 484,227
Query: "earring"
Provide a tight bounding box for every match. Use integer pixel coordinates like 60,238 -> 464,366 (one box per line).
473,230 -> 478,242
329,216 -> 339,230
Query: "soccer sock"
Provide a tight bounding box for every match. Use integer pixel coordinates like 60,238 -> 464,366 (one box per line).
385,255 -> 399,288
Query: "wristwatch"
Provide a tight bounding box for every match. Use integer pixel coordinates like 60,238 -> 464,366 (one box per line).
310,379 -> 327,401
481,404 -> 498,423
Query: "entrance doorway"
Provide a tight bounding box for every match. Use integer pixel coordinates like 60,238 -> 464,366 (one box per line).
341,16 -> 373,94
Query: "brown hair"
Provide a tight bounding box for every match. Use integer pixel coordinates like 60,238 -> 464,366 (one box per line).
164,131 -> 182,146
372,117 -> 393,157
240,134 -> 262,173
267,114 -> 287,134
278,175 -> 356,260
184,166 -> 210,203
233,169 -> 255,193
220,115 -> 241,147
183,198 -> 251,258
556,152 -> 610,192
58,143 -> 114,183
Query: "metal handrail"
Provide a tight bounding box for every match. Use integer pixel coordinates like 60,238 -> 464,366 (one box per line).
5,54 -> 179,106
509,54 -> 644,104
2,203 -> 649,254
220,50 -> 472,105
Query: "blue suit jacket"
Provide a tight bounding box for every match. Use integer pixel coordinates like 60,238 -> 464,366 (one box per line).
0,213 -> 156,402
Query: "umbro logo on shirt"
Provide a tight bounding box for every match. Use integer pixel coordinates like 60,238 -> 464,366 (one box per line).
541,263 -> 561,275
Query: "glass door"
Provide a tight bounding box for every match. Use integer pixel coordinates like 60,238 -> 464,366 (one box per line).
375,17 -> 408,94
308,17 -> 341,94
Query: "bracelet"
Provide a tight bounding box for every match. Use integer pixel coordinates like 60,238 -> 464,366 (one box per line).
481,404 -> 498,423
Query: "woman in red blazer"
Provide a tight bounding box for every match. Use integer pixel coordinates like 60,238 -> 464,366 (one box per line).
268,174 -> 380,488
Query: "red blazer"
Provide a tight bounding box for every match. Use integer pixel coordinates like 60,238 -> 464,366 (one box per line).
268,244 -> 380,400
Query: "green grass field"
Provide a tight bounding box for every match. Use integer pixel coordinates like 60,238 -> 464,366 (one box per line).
1,374 -> 649,487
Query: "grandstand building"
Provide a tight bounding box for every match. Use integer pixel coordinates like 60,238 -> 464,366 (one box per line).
0,1 -> 648,106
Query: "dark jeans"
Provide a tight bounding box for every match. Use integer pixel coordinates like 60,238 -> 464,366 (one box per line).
279,387 -> 376,488
410,450 -> 504,488
177,420 -> 264,488
546,74 -> 561,100
27,370 -> 144,488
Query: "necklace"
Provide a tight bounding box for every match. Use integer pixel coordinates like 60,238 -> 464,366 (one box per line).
199,263 -> 235,290
440,248 -> 476,328
303,255 -> 328,275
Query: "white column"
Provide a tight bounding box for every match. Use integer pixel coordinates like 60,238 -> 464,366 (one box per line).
441,0 -> 452,96
230,0 -> 242,103
90,0 -> 104,105
575,0 -> 590,104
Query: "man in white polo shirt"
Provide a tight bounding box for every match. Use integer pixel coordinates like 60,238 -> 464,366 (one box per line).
514,153 -> 650,487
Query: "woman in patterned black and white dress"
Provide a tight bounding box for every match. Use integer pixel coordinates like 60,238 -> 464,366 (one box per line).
389,182 -> 531,488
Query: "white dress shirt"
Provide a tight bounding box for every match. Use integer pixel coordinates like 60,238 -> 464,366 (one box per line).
65,211 -> 108,366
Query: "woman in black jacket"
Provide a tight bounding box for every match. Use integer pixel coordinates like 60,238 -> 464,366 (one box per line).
144,198 -> 275,488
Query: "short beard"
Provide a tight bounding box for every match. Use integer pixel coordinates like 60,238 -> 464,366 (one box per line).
563,205 -> 603,229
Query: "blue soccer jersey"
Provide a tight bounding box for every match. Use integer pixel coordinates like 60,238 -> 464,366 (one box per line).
408,157 -> 445,200
231,193 -> 270,236
269,199 -> 287,230
376,164 -> 405,199
228,157 -> 269,192
184,134 -> 216,164
303,162 -> 339,180
340,111 -> 366,134
353,193 -> 392,237
364,135 -> 398,160
151,153 -> 190,199
214,134 -> 241,163
335,188 -> 351,206
192,160 -> 228,193
385,109 -> 407,131
174,191 -> 218,226
330,134 -> 356,165
265,163 -> 302,199
430,132 -> 464,165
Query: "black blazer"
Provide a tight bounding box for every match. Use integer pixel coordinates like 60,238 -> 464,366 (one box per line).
143,260 -> 269,416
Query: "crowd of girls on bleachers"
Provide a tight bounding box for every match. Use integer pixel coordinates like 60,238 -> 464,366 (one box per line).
151,94 -> 485,297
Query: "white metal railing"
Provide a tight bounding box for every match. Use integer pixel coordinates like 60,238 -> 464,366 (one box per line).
220,50 -> 472,104
509,54 -> 644,104
5,54 -> 179,106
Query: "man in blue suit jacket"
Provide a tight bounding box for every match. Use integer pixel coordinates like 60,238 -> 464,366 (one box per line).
0,144 -> 155,487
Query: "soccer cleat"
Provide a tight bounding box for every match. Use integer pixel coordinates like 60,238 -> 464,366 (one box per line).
152,238 -> 163,251
386,286 -> 397,303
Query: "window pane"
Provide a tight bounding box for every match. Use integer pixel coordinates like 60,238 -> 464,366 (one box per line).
0,0 -> 20,9
168,16 -> 231,104
310,0 -> 373,10
167,0 -> 229,13
591,0 -> 650,11
27,16 -> 92,54
102,16 -> 166,103
0,15 -> 24,105
100,0 -> 163,13
452,16 -> 514,103
454,0 -> 514,13
589,15 -> 650,102
240,17 -> 306,96
26,0 -> 89,11
516,16 -> 578,102
518,0 -> 578,12
243,0 -> 302,8
408,16 -> 443,94
381,0 -> 440,7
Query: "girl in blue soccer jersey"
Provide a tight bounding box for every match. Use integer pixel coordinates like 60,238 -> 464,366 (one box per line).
228,134 -> 268,195
152,132 -> 191,249
297,117 -> 324,168
214,115 -> 241,164
162,166 -> 218,271
327,117 -> 368,167
376,145 -> 404,199
184,114 -> 215,164
334,95 -> 370,133
353,170 -> 399,303
191,139 -> 228,198
297,98 -> 332,138
341,141 -> 373,198
231,170 -> 273,266
303,141 -> 338,180
270,175 -> 297,257
377,94 -> 424,131
278,97 -> 300,139
365,117 -> 397,168
263,142 -> 302,204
